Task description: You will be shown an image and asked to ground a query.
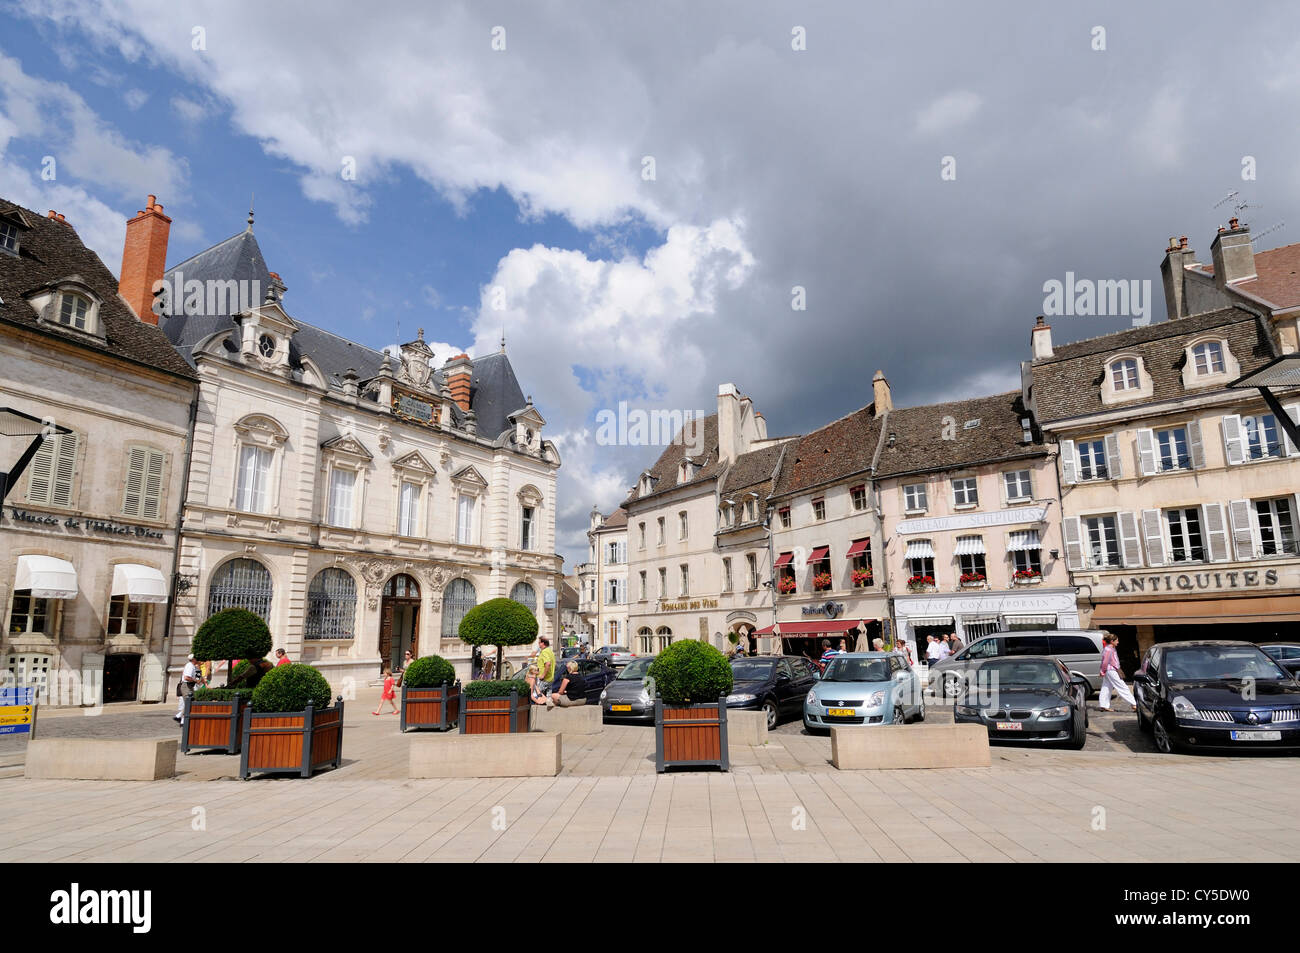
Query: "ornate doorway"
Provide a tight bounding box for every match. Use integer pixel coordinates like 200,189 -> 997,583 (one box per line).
380,574 -> 421,673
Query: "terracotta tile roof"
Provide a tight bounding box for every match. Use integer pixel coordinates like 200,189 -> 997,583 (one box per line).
600,507 -> 628,529
621,414 -> 720,508
721,442 -> 786,496
1031,307 -> 1274,422
874,391 -> 1044,480
0,198 -> 195,380
1229,241 -> 1300,309
772,404 -> 882,497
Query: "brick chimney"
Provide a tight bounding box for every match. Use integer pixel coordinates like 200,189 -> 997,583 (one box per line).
443,353 -> 474,413
1030,315 -> 1054,360
1210,218 -> 1256,289
1160,235 -> 1196,320
872,370 -> 892,417
119,195 -> 172,325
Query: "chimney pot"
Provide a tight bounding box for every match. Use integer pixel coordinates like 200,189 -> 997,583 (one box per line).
1179,236 -> 1188,249
147,194 -> 157,209
119,192 -> 173,326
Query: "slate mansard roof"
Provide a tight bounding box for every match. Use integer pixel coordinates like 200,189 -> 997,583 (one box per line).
0,198 -> 194,380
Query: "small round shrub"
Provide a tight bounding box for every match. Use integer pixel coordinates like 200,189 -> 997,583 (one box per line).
402,655 -> 457,689
462,679 -> 530,699
192,609 -> 272,663
250,663 -> 333,713
647,640 -> 733,706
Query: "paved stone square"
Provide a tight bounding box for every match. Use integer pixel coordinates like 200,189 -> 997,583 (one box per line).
1,689 -> 1297,862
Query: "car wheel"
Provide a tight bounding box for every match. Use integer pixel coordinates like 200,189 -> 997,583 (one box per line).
1152,716 -> 1178,754
1067,710 -> 1087,750
942,673 -> 961,699
762,698 -> 779,730
914,705 -> 925,723
892,704 -> 906,725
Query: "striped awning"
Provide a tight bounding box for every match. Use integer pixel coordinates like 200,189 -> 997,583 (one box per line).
1006,613 -> 1057,626
1006,530 -> 1042,552
904,540 -> 935,560
774,551 -> 793,568
908,615 -> 954,626
954,535 -> 985,555
846,538 -> 870,557
962,614 -> 1000,624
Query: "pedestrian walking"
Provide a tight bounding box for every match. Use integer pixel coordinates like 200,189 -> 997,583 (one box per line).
1098,633 -> 1137,711
947,633 -> 964,655
373,669 -> 399,715
175,653 -> 204,724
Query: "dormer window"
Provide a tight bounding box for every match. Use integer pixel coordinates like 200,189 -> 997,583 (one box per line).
58,292 -> 91,330
258,334 -> 277,359
1192,341 -> 1225,376
0,221 -> 18,255
1110,358 -> 1139,391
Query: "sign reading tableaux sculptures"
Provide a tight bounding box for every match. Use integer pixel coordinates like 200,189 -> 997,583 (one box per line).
394,391 -> 435,423
896,506 -> 1048,535
0,686 -> 36,736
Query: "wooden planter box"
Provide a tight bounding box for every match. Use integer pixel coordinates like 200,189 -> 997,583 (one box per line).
238,698 -> 345,779
654,696 -> 729,773
401,681 -> 461,732
460,690 -> 531,734
182,693 -> 247,754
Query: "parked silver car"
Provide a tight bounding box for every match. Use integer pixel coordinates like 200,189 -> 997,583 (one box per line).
803,652 -> 924,733
928,630 -> 1104,697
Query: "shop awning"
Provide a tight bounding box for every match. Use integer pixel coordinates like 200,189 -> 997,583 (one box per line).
111,564 -> 169,604
774,552 -> 793,568
846,538 -> 871,557
808,545 -> 830,562
1006,613 -> 1056,626
14,555 -> 78,599
1092,598 -> 1300,627
753,619 -> 872,636
954,536 -> 985,555
904,540 -> 935,560
1006,530 -> 1041,552
907,615 -> 954,626
962,614 -> 1000,624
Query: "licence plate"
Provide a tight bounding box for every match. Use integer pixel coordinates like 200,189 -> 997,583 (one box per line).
1230,730 -> 1281,741
828,708 -> 855,717
995,722 -> 1023,731
611,705 -> 632,712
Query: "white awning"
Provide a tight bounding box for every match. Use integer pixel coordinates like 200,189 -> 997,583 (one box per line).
1006,530 -> 1042,552
954,535 -> 985,555
1006,613 -> 1057,626
904,540 -> 935,560
962,614 -> 1000,624
15,555 -> 78,599
111,564 -> 169,604
908,615 -> 954,626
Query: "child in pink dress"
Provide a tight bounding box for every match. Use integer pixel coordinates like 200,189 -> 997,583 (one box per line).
373,670 -> 399,715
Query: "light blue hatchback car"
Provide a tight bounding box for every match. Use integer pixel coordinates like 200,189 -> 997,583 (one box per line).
803,652 -> 924,733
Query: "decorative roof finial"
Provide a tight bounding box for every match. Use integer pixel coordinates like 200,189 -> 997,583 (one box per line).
417,327 -> 424,341
500,327 -> 506,353
247,192 -> 255,230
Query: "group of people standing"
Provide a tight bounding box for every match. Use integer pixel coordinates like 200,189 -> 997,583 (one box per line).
923,632 -> 964,665
175,647 -> 292,724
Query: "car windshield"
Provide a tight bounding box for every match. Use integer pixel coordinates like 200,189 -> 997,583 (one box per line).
617,657 -> 653,679
822,658 -> 890,682
1164,646 -> 1288,682
977,659 -> 1062,688
731,660 -> 776,680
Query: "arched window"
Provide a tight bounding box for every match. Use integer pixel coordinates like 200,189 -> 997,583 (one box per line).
509,581 -> 536,612
655,625 -> 673,653
207,558 -> 272,622
441,578 -> 477,639
1191,341 -> 1225,375
306,568 -> 357,640
383,574 -> 420,599
637,626 -> 654,655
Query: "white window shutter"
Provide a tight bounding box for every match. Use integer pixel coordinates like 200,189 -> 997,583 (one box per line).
1283,404 -> 1300,457
1118,511 -> 1143,568
1202,503 -> 1230,563
1221,415 -> 1246,465
51,433 -> 78,507
1061,516 -> 1084,570
1136,428 -> 1157,476
122,447 -> 146,517
1104,433 -> 1123,479
142,450 -> 165,519
1141,509 -> 1166,567
26,438 -> 55,504
255,448 -> 270,513
1059,439 -> 1077,484
1187,420 -> 1205,469
1228,499 -> 1255,560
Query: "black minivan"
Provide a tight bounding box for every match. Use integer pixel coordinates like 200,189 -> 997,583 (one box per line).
927,630 -> 1104,697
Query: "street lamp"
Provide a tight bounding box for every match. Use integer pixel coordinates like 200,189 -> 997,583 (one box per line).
0,408 -> 69,502
1228,354 -> 1300,448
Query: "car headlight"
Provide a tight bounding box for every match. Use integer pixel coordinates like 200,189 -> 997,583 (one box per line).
955,704 -> 980,717
806,689 -> 818,705
1040,705 -> 1070,719
727,693 -> 756,703
599,688 -> 608,701
1171,695 -> 1199,720
866,691 -> 884,707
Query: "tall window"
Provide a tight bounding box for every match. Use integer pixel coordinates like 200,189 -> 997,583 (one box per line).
26,432 -> 78,507
398,481 -> 420,536
1243,414 -> 1282,460
778,506 -> 791,528
812,498 -> 826,521
658,567 -> 667,598
679,564 -> 689,597
744,499 -> 755,522
639,522 -> 646,549
306,568 -> 357,639
638,627 -> 654,654
207,558 -> 272,621
1078,439 -> 1109,480
952,477 -> 978,507
442,579 -> 477,639
850,540 -> 872,586
1256,498 -> 1297,556
903,484 -> 927,512
608,620 -> 620,643
1165,508 -> 1205,563
8,592 -> 50,636
1110,358 -> 1139,391
678,511 -> 688,539
510,581 -> 537,612
1083,515 -> 1120,568
638,570 -> 647,601
1156,427 -> 1190,471
456,493 -> 476,544
1003,470 -> 1032,502
604,579 -> 623,604
520,506 -> 535,550
722,558 -> 733,592
106,595 -> 146,637
1011,548 -> 1042,575
327,468 -> 355,528
907,552 -> 934,581
1192,341 -> 1225,375
57,292 -> 90,330
605,540 -> 625,564
747,553 -> 759,589
850,485 -> 867,510
957,537 -> 986,579
656,517 -> 665,545
121,447 -> 166,519
236,445 -> 272,513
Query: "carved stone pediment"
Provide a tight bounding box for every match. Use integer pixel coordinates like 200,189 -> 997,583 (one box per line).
392,450 -> 437,475
451,465 -> 488,488
321,433 -> 373,461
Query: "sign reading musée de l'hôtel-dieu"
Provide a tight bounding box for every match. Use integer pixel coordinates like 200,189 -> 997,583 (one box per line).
1,507 -> 164,540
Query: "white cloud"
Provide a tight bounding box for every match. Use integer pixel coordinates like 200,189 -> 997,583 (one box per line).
914,90 -> 983,136
170,94 -> 208,122
123,88 -> 149,110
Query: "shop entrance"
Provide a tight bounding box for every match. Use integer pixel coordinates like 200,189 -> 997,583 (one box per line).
102,654 -> 140,703
380,574 -> 421,674
913,623 -> 952,667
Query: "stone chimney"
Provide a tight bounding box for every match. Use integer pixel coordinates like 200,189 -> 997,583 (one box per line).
872,370 -> 892,417
717,383 -> 742,464
754,411 -> 768,440
589,506 -> 604,531
1030,315 -> 1054,360
1210,218 -> 1256,288
442,353 -> 474,413
1160,235 -> 1196,320
119,195 -> 172,325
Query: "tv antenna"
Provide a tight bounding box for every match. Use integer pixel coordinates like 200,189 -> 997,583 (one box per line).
1212,190 -> 1239,210
1254,221 -> 1286,242
1234,199 -> 1261,217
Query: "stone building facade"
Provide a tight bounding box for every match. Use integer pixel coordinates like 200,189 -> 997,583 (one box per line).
576,507 -> 628,648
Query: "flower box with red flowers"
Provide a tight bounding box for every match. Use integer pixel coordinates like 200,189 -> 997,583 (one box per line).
959,572 -> 986,587
906,575 -> 935,591
812,572 -> 833,592
776,577 -> 798,594
851,569 -> 874,587
1013,569 -> 1042,585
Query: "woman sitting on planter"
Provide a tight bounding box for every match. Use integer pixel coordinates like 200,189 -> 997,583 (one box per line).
546,661 -> 586,709
526,664 -> 547,704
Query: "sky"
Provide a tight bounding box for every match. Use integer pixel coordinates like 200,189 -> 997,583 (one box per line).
3,0 -> 1300,567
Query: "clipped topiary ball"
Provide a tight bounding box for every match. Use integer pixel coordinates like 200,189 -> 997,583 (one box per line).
402,654 -> 457,688
250,662 -> 333,713
457,598 -> 539,649
193,608 -> 272,663
647,640 -> 733,706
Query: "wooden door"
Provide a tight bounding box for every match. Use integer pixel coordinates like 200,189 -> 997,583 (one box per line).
379,602 -> 394,673
409,605 -> 419,659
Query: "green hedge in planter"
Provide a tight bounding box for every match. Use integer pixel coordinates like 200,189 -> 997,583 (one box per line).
462,679 -> 530,699
402,655 -> 457,688
250,663 -> 333,713
647,640 -> 733,706
193,687 -> 255,702
193,609 -> 273,663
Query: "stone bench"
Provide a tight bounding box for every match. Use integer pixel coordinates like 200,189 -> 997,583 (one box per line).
726,709 -> 768,747
25,739 -> 178,781
831,724 -> 990,770
409,732 -> 562,778
530,704 -> 603,734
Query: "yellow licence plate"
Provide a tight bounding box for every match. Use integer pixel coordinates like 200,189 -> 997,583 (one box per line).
828,708 -> 855,717
611,704 -> 632,712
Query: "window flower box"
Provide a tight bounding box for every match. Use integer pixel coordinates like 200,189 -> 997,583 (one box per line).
1013,569 -> 1043,586
959,572 -> 986,588
906,575 -> 935,593
851,569 -> 874,587
776,577 -> 797,595
812,572 -> 833,592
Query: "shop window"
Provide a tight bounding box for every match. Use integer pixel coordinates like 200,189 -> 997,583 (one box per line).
8,592 -> 50,636
107,595 -> 147,637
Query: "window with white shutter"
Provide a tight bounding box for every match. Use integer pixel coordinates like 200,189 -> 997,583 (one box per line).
1255,497 -> 1298,556
1165,508 -> 1204,563
1201,503 -> 1230,563
236,445 -> 271,513
1104,434 -> 1123,480
1118,511 -> 1143,568
122,447 -> 165,519
328,468 -> 355,528
26,432 -> 78,507
1221,415 -> 1246,465
1228,499 -> 1255,560
1061,516 -> 1084,570
1141,509 -> 1166,566
1282,405 -> 1300,457
1059,439 -> 1078,484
